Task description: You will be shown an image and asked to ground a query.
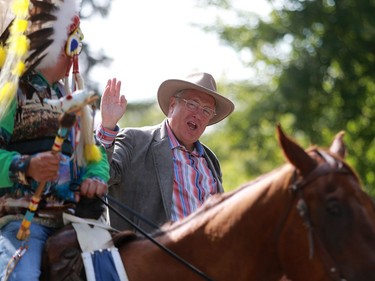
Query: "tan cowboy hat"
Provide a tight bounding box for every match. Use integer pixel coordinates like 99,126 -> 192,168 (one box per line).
157,72 -> 235,126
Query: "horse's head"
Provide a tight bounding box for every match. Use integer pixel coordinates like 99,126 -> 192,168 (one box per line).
276,124 -> 375,281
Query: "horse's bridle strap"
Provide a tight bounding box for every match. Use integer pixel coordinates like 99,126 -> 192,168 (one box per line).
293,162 -> 350,192
290,157 -> 351,281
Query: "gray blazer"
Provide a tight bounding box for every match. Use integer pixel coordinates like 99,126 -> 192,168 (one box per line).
106,119 -> 223,232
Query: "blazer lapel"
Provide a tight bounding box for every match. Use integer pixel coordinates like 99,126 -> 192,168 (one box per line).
152,121 -> 174,220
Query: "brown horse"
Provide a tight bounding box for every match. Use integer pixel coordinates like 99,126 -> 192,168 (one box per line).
42,125 -> 375,281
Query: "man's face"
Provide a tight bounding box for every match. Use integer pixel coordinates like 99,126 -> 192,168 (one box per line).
167,89 -> 216,151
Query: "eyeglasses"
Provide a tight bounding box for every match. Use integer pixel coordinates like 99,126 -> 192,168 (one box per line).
177,97 -> 216,119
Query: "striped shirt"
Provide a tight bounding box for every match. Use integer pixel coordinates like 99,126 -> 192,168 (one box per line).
96,124 -> 119,148
165,122 -> 218,221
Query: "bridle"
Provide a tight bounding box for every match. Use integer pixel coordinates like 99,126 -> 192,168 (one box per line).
287,149 -> 352,281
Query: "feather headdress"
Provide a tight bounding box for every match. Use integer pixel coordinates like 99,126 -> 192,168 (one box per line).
0,0 -> 80,120
0,0 -> 101,165
1,0 -> 81,77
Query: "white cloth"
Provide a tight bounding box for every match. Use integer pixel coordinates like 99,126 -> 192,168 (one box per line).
63,213 -> 129,281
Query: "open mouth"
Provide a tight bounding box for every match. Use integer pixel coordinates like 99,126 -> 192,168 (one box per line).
187,121 -> 197,130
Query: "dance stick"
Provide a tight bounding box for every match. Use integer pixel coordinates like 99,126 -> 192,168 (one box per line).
16,112 -> 76,240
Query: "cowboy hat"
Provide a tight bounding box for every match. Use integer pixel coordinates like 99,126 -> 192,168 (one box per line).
157,72 -> 235,125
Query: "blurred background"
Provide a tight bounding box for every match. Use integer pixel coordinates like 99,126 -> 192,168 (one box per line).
79,0 -> 375,195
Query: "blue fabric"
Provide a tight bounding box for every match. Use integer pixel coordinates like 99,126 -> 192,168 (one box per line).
92,250 -> 121,281
0,221 -> 55,281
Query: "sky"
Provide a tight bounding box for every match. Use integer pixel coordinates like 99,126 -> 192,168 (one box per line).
81,0 -> 271,103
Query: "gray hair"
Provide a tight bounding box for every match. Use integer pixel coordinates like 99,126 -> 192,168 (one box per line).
174,90 -> 185,98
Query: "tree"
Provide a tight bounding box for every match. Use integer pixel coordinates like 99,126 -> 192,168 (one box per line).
79,0 -> 113,95
197,0 -> 375,194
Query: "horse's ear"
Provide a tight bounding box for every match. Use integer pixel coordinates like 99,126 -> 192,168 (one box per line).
276,124 -> 317,177
329,131 -> 346,159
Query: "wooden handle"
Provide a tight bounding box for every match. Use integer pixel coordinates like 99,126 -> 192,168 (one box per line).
16,182 -> 46,240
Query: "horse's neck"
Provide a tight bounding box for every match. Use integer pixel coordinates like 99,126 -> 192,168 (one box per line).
120,165 -> 293,281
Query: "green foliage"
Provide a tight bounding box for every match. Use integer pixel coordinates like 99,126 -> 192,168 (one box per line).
118,102 -> 165,128
79,0 -> 113,94
198,0 -> 375,195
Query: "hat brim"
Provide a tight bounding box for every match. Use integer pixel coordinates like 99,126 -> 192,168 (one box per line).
157,79 -> 234,126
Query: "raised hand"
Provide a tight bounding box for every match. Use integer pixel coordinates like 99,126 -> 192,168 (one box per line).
100,78 -> 127,130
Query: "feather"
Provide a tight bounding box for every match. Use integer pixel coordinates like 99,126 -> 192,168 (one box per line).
30,0 -> 55,12
0,0 -> 13,37
36,0 -> 81,70
0,45 -> 6,67
0,20 -> 12,45
0,0 -> 30,121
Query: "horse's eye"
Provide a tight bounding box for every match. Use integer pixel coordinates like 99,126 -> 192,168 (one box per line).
326,200 -> 342,216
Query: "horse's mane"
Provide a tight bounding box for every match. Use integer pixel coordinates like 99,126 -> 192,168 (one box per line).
111,193 -> 235,247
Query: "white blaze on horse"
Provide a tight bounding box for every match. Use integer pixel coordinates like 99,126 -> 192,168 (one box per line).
42,125 -> 375,281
